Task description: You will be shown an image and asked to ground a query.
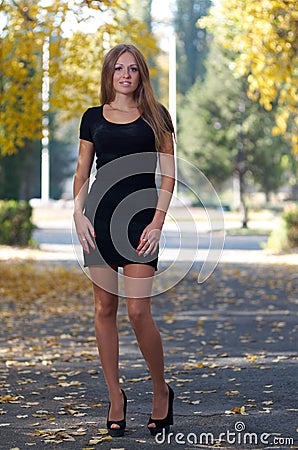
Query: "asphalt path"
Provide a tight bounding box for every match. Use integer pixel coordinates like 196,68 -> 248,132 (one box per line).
1,218 -> 297,449
33,227 -> 268,251
1,260 -> 297,449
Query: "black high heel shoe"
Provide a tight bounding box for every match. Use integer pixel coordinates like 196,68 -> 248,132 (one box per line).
107,389 -> 127,437
147,384 -> 174,436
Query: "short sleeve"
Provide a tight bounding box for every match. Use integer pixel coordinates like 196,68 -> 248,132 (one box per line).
79,109 -> 93,142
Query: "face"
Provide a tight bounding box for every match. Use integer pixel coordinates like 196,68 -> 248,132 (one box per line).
113,51 -> 140,96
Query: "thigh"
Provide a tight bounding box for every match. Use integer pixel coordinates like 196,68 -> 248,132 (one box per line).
89,264 -> 119,297
123,263 -> 155,300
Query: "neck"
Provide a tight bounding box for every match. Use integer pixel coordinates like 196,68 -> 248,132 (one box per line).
109,95 -> 137,111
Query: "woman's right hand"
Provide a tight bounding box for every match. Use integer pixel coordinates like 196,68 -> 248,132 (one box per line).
73,211 -> 96,254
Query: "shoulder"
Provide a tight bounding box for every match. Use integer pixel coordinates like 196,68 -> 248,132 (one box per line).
81,105 -> 102,119
79,106 -> 103,141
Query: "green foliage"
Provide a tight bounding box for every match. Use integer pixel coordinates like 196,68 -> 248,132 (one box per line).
178,43 -> 290,194
49,114 -> 76,200
267,205 -> 298,251
283,207 -> 298,248
266,220 -> 288,253
0,154 -> 22,200
0,140 -> 41,200
0,117 -> 75,200
199,0 -> 297,153
0,200 -> 35,246
177,45 -> 234,187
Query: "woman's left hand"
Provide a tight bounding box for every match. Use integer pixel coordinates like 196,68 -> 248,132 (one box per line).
136,221 -> 162,256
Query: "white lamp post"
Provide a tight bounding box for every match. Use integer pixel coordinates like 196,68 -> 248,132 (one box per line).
41,36 -> 50,203
168,32 -> 177,198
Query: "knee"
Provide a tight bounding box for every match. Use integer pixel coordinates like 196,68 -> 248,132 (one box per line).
94,293 -> 117,321
128,307 -> 150,329
94,303 -> 115,321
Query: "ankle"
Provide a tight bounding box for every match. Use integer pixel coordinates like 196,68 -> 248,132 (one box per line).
108,388 -> 123,404
108,386 -> 122,397
152,381 -> 168,395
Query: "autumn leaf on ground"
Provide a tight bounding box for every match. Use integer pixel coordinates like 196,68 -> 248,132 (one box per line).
225,390 -> 240,396
0,395 -> 23,404
225,406 -> 248,415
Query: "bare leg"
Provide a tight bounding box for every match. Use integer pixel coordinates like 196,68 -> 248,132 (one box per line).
89,265 -> 124,429
123,264 -> 169,427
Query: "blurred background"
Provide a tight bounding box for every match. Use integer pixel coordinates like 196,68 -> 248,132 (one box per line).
0,0 -> 297,251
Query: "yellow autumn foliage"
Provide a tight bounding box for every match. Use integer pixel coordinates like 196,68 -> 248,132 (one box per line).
0,1 -> 158,155
199,0 -> 298,153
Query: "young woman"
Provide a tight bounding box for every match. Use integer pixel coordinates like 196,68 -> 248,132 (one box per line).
73,44 -> 175,437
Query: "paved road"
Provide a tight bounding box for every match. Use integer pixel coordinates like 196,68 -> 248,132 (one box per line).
1,217 -> 297,449
33,227 -> 268,251
1,260 -> 297,449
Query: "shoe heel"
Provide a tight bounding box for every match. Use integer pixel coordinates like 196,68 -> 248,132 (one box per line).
108,427 -> 125,438
107,389 -> 127,437
147,384 -> 174,435
149,424 -> 170,436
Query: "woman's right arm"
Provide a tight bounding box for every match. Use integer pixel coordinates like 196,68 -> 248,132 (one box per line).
73,139 -> 96,254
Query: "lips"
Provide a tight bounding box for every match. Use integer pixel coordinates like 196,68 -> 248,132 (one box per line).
120,82 -> 131,86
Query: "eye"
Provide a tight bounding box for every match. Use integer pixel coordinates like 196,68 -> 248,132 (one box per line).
114,66 -> 123,71
130,67 -> 138,72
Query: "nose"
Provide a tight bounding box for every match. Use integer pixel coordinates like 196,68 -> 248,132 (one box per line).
122,67 -> 131,78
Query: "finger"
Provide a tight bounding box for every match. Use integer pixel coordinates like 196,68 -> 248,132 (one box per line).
88,222 -> 95,237
80,231 -> 93,252
137,243 -> 146,254
139,228 -> 149,242
80,237 -> 90,254
140,227 -> 148,237
137,242 -> 150,255
86,227 -> 96,250
150,242 -> 158,255
146,236 -> 160,255
85,233 -> 95,250
143,241 -> 154,256
136,236 -> 148,251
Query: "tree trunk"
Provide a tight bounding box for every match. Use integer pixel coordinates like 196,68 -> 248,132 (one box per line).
239,168 -> 248,228
237,96 -> 248,228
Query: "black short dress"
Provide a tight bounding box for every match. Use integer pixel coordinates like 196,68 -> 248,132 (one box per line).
79,105 -> 159,270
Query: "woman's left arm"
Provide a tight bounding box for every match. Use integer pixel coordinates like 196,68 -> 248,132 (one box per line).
137,132 -> 175,256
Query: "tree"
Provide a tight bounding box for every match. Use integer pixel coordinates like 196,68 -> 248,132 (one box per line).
199,0 -> 297,153
178,43 -> 290,224
174,0 -> 211,94
178,79 -> 232,189
0,0 -> 159,156
0,0 -> 159,199
0,141 -> 41,200
126,0 -> 153,31
49,114 -> 76,200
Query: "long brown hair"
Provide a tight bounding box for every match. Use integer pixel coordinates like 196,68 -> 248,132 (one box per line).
100,44 -> 174,151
